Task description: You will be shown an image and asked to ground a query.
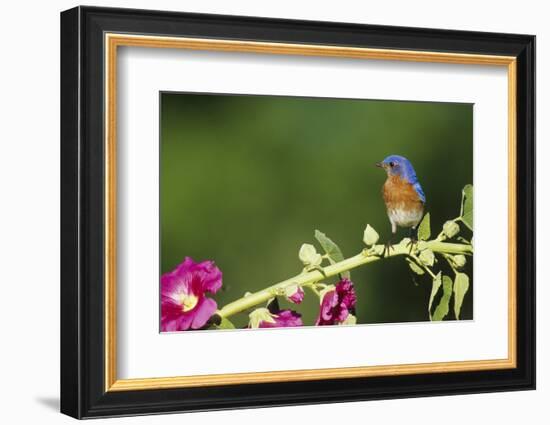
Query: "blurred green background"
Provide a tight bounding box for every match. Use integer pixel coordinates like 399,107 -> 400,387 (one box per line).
160,93 -> 473,328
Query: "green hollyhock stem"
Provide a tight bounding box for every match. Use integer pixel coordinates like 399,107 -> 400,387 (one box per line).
216,240 -> 472,319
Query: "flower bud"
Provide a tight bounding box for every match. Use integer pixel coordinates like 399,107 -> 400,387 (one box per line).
419,248 -> 435,267
249,308 -> 276,329
340,313 -> 357,325
443,220 -> 460,238
285,284 -> 304,304
299,244 -> 322,267
363,224 -> 379,246
453,254 -> 467,269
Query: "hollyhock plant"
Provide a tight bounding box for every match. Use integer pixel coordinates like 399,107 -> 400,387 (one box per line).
161,257 -> 222,332
249,307 -> 303,328
315,278 -> 357,326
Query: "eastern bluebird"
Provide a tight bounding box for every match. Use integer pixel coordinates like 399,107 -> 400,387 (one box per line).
376,155 -> 426,254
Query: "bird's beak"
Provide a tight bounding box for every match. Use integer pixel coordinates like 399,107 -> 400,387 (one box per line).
375,162 -> 384,168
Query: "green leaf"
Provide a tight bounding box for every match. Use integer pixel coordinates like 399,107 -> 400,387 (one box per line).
429,272 -> 442,316
362,224 -> 380,246
460,184 -> 474,231
417,213 -> 431,241
406,258 -> 425,275
418,249 -> 435,267
215,317 -> 236,330
432,275 -> 453,321
453,272 -> 470,319
314,230 -> 350,279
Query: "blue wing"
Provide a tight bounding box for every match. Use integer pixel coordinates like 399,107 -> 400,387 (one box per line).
413,182 -> 426,203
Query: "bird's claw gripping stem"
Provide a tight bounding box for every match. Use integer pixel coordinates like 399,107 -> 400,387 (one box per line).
383,240 -> 394,257
406,227 -> 419,254
406,236 -> 418,254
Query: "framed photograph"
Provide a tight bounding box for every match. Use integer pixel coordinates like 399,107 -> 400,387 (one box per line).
60,6 -> 535,419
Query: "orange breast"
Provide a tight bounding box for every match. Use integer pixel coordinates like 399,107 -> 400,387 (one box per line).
382,175 -> 423,211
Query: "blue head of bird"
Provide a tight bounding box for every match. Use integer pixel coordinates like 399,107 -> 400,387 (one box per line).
376,154 -> 426,204
376,155 -> 418,182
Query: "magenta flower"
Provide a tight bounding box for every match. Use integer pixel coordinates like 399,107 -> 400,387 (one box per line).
315,278 -> 357,326
260,309 -> 303,328
287,286 -> 304,304
249,307 -> 303,328
161,257 -> 222,332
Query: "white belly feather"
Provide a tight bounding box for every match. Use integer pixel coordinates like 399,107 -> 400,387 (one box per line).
388,207 -> 423,228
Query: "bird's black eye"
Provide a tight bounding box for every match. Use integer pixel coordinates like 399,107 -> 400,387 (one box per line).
389,161 -> 395,167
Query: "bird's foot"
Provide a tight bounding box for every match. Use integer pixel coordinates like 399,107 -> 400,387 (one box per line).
383,240 -> 394,257
406,236 -> 418,254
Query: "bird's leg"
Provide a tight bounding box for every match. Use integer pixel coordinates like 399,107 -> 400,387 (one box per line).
383,222 -> 397,257
406,226 -> 418,253
383,237 -> 394,257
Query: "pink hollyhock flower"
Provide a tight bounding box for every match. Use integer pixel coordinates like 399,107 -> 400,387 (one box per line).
161,257 -> 222,332
259,309 -> 303,328
287,286 -> 305,304
249,307 -> 303,329
315,278 -> 357,326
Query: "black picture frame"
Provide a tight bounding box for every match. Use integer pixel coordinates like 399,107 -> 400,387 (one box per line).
61,5 -> 535,419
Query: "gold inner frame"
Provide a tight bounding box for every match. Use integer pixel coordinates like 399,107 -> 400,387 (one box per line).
104,33 -> 517,392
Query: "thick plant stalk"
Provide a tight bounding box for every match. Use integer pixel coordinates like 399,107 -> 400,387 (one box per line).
216,240 -> 472,319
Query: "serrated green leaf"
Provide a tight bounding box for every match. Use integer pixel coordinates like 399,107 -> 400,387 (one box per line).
429,272 -> 442,316
314,230 -> 350,279
406,258 -> 425,275
460,185 -> 473,231
432,275 -> 453,321
314,230 -> 344,262
417,213 -> 431,241
215,317 -> 236,330
362,224 -> 379,246
419,249 -> 435,267
453,272 -> 470,319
